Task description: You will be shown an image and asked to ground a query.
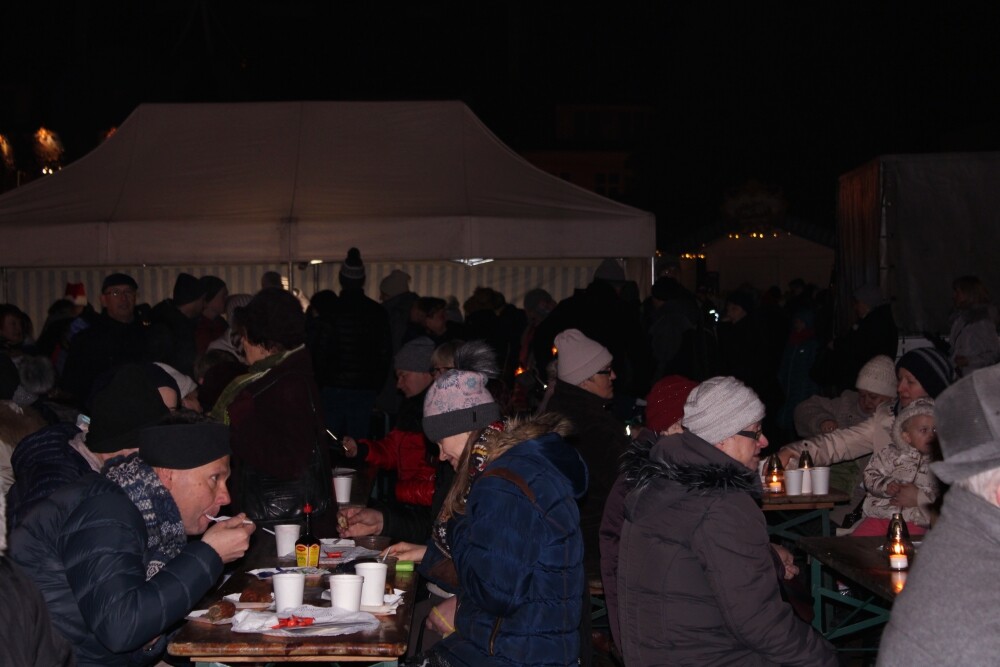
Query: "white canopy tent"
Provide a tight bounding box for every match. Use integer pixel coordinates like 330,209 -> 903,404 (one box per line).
0,101 -> 654,267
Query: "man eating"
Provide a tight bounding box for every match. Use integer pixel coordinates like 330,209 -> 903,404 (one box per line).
8,416 -> 254,666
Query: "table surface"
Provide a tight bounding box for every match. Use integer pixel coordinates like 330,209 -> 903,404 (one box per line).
168,517 -> 415,662
761,487 -> 850,510
797,535 -> 904,602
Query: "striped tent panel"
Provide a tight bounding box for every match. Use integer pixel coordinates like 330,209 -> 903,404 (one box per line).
3,259 -> 603,332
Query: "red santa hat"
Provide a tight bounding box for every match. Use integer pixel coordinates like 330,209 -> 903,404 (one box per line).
64,282 -> 87,306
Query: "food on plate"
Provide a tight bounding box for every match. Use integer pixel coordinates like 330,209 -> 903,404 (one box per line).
240,578 -> 274,603
270,614 -> 315,629
204,599 -> 236,621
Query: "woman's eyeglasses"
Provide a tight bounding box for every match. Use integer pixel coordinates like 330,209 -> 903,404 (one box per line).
736,428 -> 764,442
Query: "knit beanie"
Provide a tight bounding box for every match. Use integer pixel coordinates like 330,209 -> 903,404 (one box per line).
892,397 -> 936,448
423,370 -> 501,442
102,272 -> 138,293
645,375 -> 699,432
855,355 -> 898,397
555,329 -> 613,385
139,421 -> 231,470
931,365 -> 1000,483
593,258 -> 626,283
87,364 -> 171,453
682,376 -> 765,445
380,270 -> 410,299
200,275 -> 227,302
896,347 -> 953,398
64,282 -> 87,306
339,247 -> 366,287
395,337 -> 436,373
173,273 -> 206,306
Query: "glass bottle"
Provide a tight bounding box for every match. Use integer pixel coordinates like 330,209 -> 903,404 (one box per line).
799,449 -> 814,494
884,512 -> 914,563
765,454 -> 784,494
295,502 -> 321,568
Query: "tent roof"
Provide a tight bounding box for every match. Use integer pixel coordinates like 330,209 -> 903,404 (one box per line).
0,101 -> 654,267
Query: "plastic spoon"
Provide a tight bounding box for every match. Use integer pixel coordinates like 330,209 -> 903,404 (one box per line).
206,513 -> 274,535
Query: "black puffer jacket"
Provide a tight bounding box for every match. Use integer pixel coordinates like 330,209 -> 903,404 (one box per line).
8,473 -> 222,667
146,299 -> 199,377
311,288 -> 391,391
617,432 -> 837,666
545,380 -> 628,577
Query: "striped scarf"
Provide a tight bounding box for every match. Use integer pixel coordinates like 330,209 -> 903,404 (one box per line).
104,454 -> 186,580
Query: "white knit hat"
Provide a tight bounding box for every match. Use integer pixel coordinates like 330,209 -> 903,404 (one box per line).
682,376 -> 765,445
855,355 -> 898,397
555,329 -> 613,386
892,397 -> 935,447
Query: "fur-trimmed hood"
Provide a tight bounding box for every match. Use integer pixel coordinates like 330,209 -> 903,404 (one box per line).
492,411 -> 588,499
621,430 -> 761,500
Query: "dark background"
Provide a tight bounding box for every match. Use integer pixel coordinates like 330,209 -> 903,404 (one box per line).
4,1 -> 1000,246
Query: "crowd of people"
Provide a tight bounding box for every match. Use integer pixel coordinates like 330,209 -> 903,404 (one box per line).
1,248 -> 999,665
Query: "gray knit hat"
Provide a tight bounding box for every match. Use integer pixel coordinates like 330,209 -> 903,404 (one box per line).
682,376 -> 765,445
892,397 -> 936,448
380,270 -> 410,299
339,247 -> 366,285
855,355 -> 898,397
931,365 -> 1000,483
423,370 -> 501,442
395,337 -> 435,373
555,329 -> 613,385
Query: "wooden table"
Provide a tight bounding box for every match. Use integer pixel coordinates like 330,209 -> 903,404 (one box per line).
797,535 -> 903,642
761,488 -> 850,540
168,528 -> 416,665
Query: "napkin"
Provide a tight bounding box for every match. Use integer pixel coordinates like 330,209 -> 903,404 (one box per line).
321,588 -> 405,614
231,604 -> 379,636
247,567 -> 326,579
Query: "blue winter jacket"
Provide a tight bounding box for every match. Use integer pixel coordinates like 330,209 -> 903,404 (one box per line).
432,414 -> 588,667
5,422 -> 88,529
8,472 -> 223,667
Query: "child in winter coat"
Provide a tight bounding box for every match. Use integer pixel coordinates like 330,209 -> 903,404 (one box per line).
853,398 -> 939,537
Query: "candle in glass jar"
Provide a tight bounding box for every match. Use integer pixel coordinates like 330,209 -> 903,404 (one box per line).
768,474 -> 782,494
888,540 -> 908,569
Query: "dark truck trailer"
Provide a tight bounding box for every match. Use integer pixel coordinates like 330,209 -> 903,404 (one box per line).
836,152 -> 1000,338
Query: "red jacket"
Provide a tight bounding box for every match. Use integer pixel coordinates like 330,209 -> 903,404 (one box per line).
360,428 -> 435,506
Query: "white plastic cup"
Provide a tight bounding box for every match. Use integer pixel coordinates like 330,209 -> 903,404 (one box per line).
811,466 -> 830,495
355,562 -> 388,607
272,572 -> 306,612
333,470 -> 354,503
783,468 -> 804,496
329,574 -> 364,612
274,524 -> 301,558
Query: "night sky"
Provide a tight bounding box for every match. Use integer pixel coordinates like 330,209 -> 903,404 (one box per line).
4,2 -> 1000,245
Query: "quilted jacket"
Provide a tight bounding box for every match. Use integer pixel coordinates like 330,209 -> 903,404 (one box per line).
5,422 -> 88,530
8,472 -> 222,666
432,414 -> 588,666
